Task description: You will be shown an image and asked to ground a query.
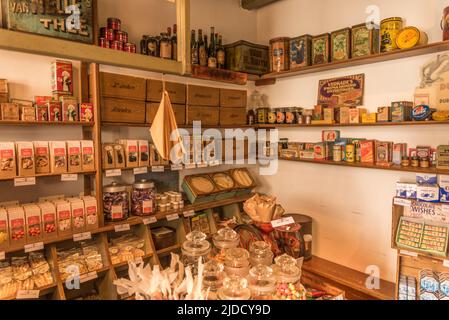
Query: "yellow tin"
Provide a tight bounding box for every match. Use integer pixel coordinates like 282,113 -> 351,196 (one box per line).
381,17 -> 403,52
396,27 -> 428,49
345,144 -> 355,163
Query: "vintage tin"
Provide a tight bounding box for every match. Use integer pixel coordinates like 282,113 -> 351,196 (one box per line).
380,17 -> 403,52
289,35 -> 312,69
115,31 -> 128,43
285,108 -> 295,124
257,108 -> 269,124
267,110 -> 276,124
375,141 -> 393,166
331,28 -> 351,62
345,144 -> 355,163
377,106 -> 391,122
111,40 -> 123,51
101,28 -> 115,41
224,40 -> 269,75
51,60 -> 73,96
412,105 -> 433,121
80,103 -> 94,122
442,6 -> 449,41
270,37 -> 290,72
99,38 -> 110,48
351,22 -> 380,58
391,101 -> 413,122
322,130 -> 340,142
146,37 -> 159,57
312,33 -> 330,65
47,101 -> 62,122
124,43 -> 137,53
276,108 -> 285,124
35,104 -> 49,122
107,17 -> 121,31
61,97 -> 78,122
396,27 -> 428,49
333,145 -> 342,162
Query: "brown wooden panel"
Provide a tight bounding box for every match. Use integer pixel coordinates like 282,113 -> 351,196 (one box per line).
146,80 -> 186,104
186,105 -> 219,126
102,97 -> 146,124
219,107 -> 247,125
100,72 -> 146,101
146,102 -> 186,125
187,85 -> 220,106
220,89 -> 247,108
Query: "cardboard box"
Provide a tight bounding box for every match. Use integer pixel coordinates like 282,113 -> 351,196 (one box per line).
187,85 -> 220,106
114,144 -> 126,168
16,141 -> 35,177
219,89 -> 247,108
416,173 -> 438,185
67,141 -> 82,173
417,185 -> 440,203
0,142 -> 16,179
24,204 -> 42,243
83,196 -> 98,230
362,112 -> 377,123
391,101 -> 413,122
437,145 -> 449,170
377,106 -> 391,122
61,97 -> 79,122
322,130 -> 340,142
313,105 -> 323,120
34,141 -> 50,174
360,140 -> 375,163
0,208 -> 9,250
349,108 -> 367,124
8,206 -> 26,245
101,72 -> 146,101
323,107 -> 335,122
118,140 -> 139,168
50,141 -> 67,174
53,200 -> 71,236
80,103 -> 94,122
68,198 -> 85,232
439,175 -> 449,203
102,98 -> 145,124
339,107 -> 350,124
186,105 -> 219,126
1,103 -> 19,121
138,140 -> 149,167
146,80 -> 186,104
51,60 -> 73,95
20,105 -> 36,122
38,202 -> 57,239
375,141 -> 392,166
102,144 -> 115,169
81,140 -> 95,172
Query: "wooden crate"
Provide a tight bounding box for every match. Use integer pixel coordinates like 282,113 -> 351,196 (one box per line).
219,107 -> 247,125
101,97 -> 146,123
146,102 -> 186,125
187,85 -> 220,107
186,105 -> 219,126
100,72 -> 146,101
220,89 -> 247,108
146,80 -> 186,104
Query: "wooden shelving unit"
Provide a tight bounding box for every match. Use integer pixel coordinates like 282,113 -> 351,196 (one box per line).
0,121 -> 94,127
0,171 -> 96,182
258,120 -> 449,129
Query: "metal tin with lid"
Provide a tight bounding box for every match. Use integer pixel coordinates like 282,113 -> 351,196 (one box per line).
276,108 -> 286,124
381,17 -> 403,52
396,27 -> 428,49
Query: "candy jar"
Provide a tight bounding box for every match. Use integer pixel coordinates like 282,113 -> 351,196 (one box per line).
131,180 -> 156,216
212,227 -> 240,263
224,247 -> 250,277
249,241 -> 274,266
217,275 -> 251,300
181,230 -> 211,275
103,182 -> 129,222
203,259 -> 226,300
248,265 -> 276,300
272,254 -> 305,300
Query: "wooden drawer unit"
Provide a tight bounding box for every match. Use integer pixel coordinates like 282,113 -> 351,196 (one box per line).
187,85 -> 220,107
220,107 -> 247,125
186,105 -> 219,126
146,80 -> 186,104
102,97 -> 146,124
146,102 -> 186,125
220,89 -> 247,108
100,72 -> 146,101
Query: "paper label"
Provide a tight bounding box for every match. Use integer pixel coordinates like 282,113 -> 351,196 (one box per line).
14,177 -> 36,187
151,166 -> 165,173
394,198 -> 412,207
105,169 -> 121,177
197,163 -> 208,168
114,224 -> 130,232
400,250 -> 418,257
166,214 -> 179,221
16,290 -> 40,299
80,271 -> 98,283
73,232 -> 92,242
24,242 -> 44,253
133,167 -> 148,175
271,216 -> 295,228
443,260 -> 449,268
184,163 -> 196,169
171,164 -> 183,171
143,217 -> 157,225
142,200 -> 153,215
183,210 -> 195,218
0,252 -> 5,261
61,174 -> 78,182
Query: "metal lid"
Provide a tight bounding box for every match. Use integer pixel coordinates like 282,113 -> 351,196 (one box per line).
133,179 -> 155,189
103,182 -> 127,193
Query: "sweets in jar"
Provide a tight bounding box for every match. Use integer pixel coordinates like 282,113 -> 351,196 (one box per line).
212,227 -> 240,263
218,275 -> 251,300
181,231 -> 211,275
131,180 -> 156,216
103,182 -> 129,222
272,254 -> 305,300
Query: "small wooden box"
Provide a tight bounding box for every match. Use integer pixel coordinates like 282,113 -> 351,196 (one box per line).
187,85 -> 220,107
219,89 -> 247,108
219,108 -> 247,126
100,72 -> 146,101
146,102 -> 186,125
146,80 -> 186,104
102,97 -> 146,124
186,106 -> 219,126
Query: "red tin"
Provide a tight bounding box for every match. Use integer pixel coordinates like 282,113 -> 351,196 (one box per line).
107,18 -> 121,31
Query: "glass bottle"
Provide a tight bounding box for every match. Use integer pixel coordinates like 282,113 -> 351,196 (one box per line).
248,265 -> 276,300
181,230 -> 211,275
271,254 -> 304,300
224,247 -> 250,277
140,35 -> 148,55
249,241 -> 273,267
218,275 -> 251,300
203,259 -> 226,300
191,30 -> 199,65
198,29 -> 208,67
202,34 -> 209,67
217,34 -> 225,69
208,27 -> 217,68
171,24 -> 177,61
159,33 -> 172,59
212,227 -> 240,263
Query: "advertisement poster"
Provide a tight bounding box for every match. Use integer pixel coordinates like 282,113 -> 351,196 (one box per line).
317,74 -> 365,108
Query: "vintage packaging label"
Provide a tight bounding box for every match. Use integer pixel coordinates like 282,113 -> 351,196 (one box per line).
83,196 -> 98,230
8,207 -> 25,244
137,140 -> 149,167
24,205 -> 42,242
54,201 -> 71,235
1,103 -> 19,121
51,60 -> 73,95
16,141 -> 35,177
67,141 -> 81,173
80,103 -> 94,122
34,141 -> 50,174
47,101 -> 62,122
62,97 -> 79,122
38,202 -> 57,239
50,141 -> 67,174
81,140 -> 94,172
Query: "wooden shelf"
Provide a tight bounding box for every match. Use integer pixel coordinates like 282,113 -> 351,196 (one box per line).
1,283 -> 58,300
0,120 -> 94,127
0,171 -> 97,182
258,120 -> 449,129
256,41 -> 449,85
0,29 -> 182,75
112,253 -> 154,269
101,122 -> 255,129
279,157 -> 449,175
156,244 -> 181,255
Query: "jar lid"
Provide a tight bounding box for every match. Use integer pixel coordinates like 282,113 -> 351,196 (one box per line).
217,275 -> 251,300
182,231 -> 211,256
103,182 -> 127,193
272,254 -> 301,283
213,227 -> 240,249
225,248 -> 249,266
133,179 -> 155,189
248,265 -> 276,293
249,241 -> 273,256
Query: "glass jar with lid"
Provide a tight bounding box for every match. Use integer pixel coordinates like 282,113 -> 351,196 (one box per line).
159,33 -> 172,59
181,230 -> 211,275
224,247 -> 250,277
203,259 -> 226,300
103,182 -> 129,222
218,275 -> 251,300
272,254 -> 305,300
249,241 -> 273,267
131,179 -> 156,216
212,227 -> 240,263
248,265 -> 276,300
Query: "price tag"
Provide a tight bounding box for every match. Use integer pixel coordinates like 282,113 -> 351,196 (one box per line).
105,169 -> 121,177
443,260 -> 449,268
183,210 -> 195,218
171,164 -> 183,171
209,160 -> 220,167
80,271 -> 98,283
0,252 -> 5,261
61,174 -> 78,182
271,216 -> 295,228
400,250 -> 418,257
14,177 -> 36,187
73,232 -> 92,242
114,224 -> 130,232
143,216 -> 157,225
197,163 -> 208,168
151,166 -> 165,173
184,163 -> 196,169
133,167 -> 148,175
166,214 -> 179,222
16,290 -> 40,300
394,198 -> 412,207
24,242 -> 44,253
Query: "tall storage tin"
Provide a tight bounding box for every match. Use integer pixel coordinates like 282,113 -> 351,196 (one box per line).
380,17 -> 403,52
351,22 -> 380,58
269,37 -> 290,72
289,34 -> 312,69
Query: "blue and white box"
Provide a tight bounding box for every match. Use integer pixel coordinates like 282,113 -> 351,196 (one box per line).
439,175 -> 449,203
417,185 -> 440,203
416,173 -> 438,185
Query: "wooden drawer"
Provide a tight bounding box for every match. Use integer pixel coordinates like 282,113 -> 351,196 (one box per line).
186,105 -> 219,126
100,72 -> 146,101
187,85 -> 219,107
220,89 -> 247,108
146,102 -> 186,125
146,80 -> 186,104
102,97 -> 146,123
220,107 -> 247,125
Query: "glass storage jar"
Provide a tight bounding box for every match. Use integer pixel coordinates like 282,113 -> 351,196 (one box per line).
248,265 -> 276,300
203,259 -> 226,300
103,182 -> 129,222
218,275 -> 251,300
212,227 -> 240,263
131,180 -> 156,216
272,254 -> 304,300
249,241 -> 273,266
181,230 -> 211,275
224,247 -> 250,277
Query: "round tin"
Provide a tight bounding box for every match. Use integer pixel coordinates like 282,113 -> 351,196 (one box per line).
111,41 -> 123,51
107,17 -> 121,31
99,37 -> 110,48
115,31 -> 128,43
104,28 -> 115,41
267,110 -> 276,124
345,144 -> 355,163
420,157 -> 430,168
99,27 -> 106,38
124,43 -> 137,53
381,17 -> 403,52
257,108 -> 269,124
396,27 -> 428,49
276,109 -> 285,124
411,156 -> 420,167
401,157 -> 410,167
285,108 -> 295,124
333,146 -> 342,162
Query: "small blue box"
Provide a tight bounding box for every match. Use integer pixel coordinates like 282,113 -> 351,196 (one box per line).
416,173 -> 438,185
439,175 -> 449,203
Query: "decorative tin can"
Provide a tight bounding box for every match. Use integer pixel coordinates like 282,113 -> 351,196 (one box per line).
107,18 -> 121,31
285,108 -> 295,124
51,60 -> 73,96
224,40 -> 269,75
345,144 -> 355,163
257,108 -> 269,124
115,31 -> 128,43
312,33 -> 330,65
331,28 -> 351,61
289,35 -> 312,69
380,17 -> 403,52
99,38 -> 110,48
104,29 -> 115,41
351,22 -> 380,58
111,41 -> 124,51
442,7 -> 449,41
124,43 -> 137,53
276,108 -> 285,124
333,145 -> 342,162
269,37 -> 290,72
147,37 -> 159,57
396,27 -> 428,49
267,110 -> 276,124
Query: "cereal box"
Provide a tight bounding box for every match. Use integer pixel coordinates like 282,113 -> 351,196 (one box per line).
38,202 -> 57,239
24,204 -> 42,243
16,141 -> 35,177
0,142 -> 16,179
80,103 -> 94,122
51,60 -> 73,95
50,141 -> 67,173
34,141 -> 50,174
67,141 -> 82,173
81,140 -> 95,172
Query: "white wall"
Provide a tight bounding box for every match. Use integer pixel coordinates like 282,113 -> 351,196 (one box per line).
254,0 -> 449,282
